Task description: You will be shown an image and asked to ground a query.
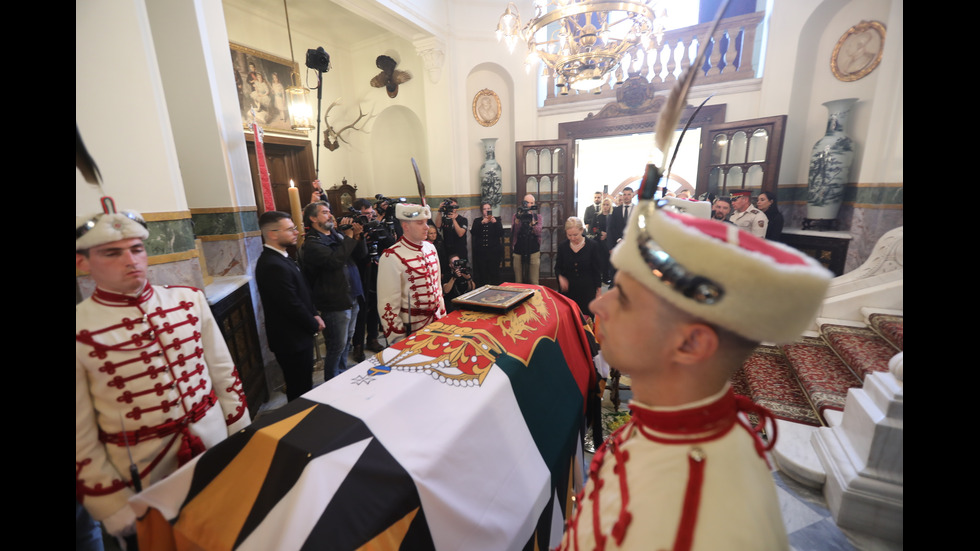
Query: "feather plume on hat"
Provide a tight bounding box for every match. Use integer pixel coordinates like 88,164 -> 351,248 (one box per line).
640,0 -> 732,201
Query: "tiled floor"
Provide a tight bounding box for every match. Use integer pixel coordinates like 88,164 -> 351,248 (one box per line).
258,354 -> 898,550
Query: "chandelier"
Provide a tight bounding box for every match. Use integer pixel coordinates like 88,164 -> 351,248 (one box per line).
496,1 -> 667,93
282,0 -> 314,131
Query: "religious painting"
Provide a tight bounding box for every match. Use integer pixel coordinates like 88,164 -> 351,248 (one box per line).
452,285 -> 535,312
230,42 -> 304,135
473,89 -> 501,127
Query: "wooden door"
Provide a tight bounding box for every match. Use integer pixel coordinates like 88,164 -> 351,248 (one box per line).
515,139 -> 574,290
245,134 -> 316,214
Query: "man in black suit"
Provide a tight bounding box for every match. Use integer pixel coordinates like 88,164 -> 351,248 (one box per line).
607,186 -> 635,246
583,190 -> 602,231
255,211 -> 324,401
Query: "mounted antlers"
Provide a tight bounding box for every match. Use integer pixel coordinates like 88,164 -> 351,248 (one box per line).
323,99 -> 375,151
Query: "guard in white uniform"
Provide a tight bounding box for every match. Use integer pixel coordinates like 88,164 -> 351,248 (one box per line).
729,189 -> 768,238
560,197 -> 832,550
376,203 -> 446,344
75,210 -> 251,539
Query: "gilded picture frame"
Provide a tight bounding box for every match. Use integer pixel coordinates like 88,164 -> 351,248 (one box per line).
473,89 -> 501,127
230,42 -> 306,135
452,285 -> 534,312
830,21 -> 886,82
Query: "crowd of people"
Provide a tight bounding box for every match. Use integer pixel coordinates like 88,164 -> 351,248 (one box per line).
78,181 -> 812,550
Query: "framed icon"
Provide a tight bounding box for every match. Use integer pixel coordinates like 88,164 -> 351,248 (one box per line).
831,21 -> 886,82
473,89 -> 501,127
452,285 -> 534,312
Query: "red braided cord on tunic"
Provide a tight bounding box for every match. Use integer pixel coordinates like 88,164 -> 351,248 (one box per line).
673,449 -> 706,551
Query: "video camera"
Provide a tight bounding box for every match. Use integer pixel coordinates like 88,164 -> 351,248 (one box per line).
374,194 -> 406,221
516,200 -> 539,218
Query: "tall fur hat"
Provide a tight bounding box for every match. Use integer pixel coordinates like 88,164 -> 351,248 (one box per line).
76,210 -> 149,251
395,203 -> 431,221
610,201 -> 832,343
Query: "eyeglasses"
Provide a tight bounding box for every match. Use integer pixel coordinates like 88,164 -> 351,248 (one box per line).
75,211 -> 147,240
634,200 -> 724,305
270,226 -> 299,233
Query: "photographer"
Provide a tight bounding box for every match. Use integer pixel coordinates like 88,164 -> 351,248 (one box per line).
442,254 -> 475,312
374,194 -> 403,239
435,198 -> 468,259
511,194 -> 542,284
472,202 -> 504,286
350,198 -> 395,360
298,201 -> 366,380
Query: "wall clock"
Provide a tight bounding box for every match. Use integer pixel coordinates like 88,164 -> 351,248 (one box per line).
831,21 -> 886,82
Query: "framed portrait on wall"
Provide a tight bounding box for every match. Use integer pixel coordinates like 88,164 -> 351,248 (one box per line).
473,89 -> 501,127
830,21 -> 886,82
230,42 -> 304,135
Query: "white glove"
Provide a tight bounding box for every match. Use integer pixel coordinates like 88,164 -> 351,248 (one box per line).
102,504 -> 137,537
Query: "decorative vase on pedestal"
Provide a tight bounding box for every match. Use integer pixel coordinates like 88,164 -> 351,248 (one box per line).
480,138 -> 502,209
805,98 -> 857,231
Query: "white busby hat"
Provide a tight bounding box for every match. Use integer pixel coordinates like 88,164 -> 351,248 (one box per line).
395,202 -> 431,221
76,210 -> 149,251
610,200 -> 832,343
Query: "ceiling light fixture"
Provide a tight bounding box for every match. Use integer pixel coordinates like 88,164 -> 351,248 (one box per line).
282,0 -> 313,131
496,1 -> 667,93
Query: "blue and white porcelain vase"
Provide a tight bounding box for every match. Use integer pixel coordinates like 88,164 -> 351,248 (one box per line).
806,98 -> 857,223
480,138 -> 503,209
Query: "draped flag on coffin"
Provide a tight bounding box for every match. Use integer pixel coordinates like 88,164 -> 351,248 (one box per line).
132,284 -> 596,551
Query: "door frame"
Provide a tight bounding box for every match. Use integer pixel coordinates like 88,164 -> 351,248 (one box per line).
515,139 -> 575,290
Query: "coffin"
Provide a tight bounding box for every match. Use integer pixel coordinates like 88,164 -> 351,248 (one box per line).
131,284 -> 596,551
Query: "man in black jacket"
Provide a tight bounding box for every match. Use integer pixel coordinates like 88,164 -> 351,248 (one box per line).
471,202 -> 504,286
606,186 -> 635,246
299,201 -> 367,381
255,211 -> 324,401
583,190 -> 602,231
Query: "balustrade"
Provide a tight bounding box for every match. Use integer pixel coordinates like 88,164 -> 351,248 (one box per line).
543,11 -> 765,105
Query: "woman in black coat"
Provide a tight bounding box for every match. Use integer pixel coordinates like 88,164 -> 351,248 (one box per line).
757,191 -> 784,242
555,216 -> 603,318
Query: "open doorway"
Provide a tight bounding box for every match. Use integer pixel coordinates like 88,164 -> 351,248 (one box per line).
573,129 -> 702,219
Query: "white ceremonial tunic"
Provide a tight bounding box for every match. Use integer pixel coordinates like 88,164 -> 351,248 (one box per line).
730,207 -> 769,238
76,283 -> 251,523
560,386 -> 788,551
376,236 -> 446,344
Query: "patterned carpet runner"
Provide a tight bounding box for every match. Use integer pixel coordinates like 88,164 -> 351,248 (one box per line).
732,313 -> 902,427
781,336 -> 862,423
868,313 -> 904,351
734,346 -> 820,427
820,323 -> 898,381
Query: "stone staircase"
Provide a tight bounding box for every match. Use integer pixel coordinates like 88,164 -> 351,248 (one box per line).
734,308 -> 902,429
755,226 -> 904,547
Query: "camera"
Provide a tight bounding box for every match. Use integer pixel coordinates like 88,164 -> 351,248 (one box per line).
438,199 -> 457,215
374,194 -> 405,220
452,258 -> 471,276
517,200 -> 539,218
306,47 -> 331,72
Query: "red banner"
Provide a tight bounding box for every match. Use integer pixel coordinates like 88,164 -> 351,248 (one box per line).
252,120 -> 275,212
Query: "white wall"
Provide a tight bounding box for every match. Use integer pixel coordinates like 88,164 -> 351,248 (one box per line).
76,0 -> 188,215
